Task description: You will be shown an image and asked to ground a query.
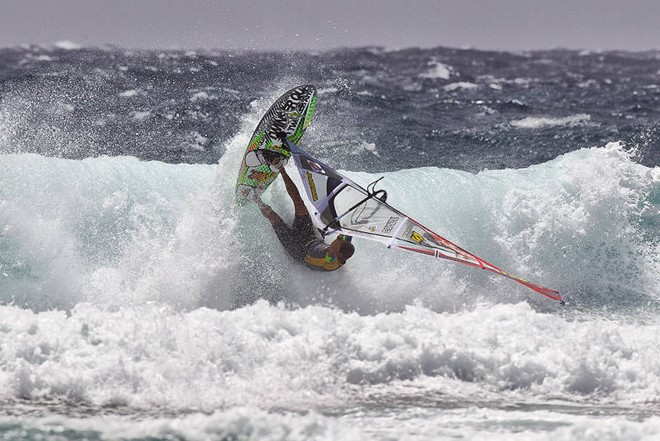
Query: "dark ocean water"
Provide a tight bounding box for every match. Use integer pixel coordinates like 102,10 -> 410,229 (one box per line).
0,44 -> 659,440
1,45 -> 658,170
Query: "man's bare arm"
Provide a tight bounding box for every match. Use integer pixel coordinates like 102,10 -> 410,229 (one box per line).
280,167 -> 308,217
254,196 -> 282,225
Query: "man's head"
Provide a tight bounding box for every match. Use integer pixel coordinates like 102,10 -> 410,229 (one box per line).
329,236 -> 355,265
262,149 -> 289,172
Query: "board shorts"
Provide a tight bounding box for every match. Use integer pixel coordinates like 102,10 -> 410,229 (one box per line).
272,215 -> 317,263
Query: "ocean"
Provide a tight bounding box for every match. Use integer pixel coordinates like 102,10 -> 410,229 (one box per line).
0,43 -> 659,440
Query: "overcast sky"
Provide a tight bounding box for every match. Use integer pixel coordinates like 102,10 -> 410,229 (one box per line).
2,0 -> 660,52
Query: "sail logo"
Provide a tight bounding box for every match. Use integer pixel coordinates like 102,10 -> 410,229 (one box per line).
306,171 -> 318,201
307,160 -> 325,174
383,216 -> 399,234
410,231 -> 424,243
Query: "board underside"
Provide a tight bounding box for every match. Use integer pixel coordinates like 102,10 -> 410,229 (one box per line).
236,85 -> 317,197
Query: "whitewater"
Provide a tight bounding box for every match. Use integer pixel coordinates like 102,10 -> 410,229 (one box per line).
0,44 -> 659,440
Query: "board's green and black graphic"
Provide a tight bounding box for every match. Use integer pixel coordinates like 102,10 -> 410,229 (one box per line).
236,85 -> 317,198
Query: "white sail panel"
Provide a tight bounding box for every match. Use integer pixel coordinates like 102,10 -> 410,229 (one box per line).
288,141 -> 563,303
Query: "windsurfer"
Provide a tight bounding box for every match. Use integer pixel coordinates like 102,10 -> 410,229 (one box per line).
253,166 -> 355,271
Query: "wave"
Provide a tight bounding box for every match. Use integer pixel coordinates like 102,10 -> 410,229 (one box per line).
2,301 -> 660,412
1,137 -> 657,313
0,112 -> 658,416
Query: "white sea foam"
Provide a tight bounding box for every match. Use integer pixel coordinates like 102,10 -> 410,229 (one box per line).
420,59 -> 453,80
511,114 -> 591,129
1,300 -> 660,413
317,87 -> 338,95
360,141 -> 380,157
189,131 -> 208,150
119,89 -> 139,98
191,91 -> 210,101
53,41 -> 81,50
444,82 -> 478,91
132,111 -> 151,120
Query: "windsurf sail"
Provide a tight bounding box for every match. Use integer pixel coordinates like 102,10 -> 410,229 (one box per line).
287,141 -> 564,303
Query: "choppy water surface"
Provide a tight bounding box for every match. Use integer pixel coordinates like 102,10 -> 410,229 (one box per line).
0,43 -> 659,440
